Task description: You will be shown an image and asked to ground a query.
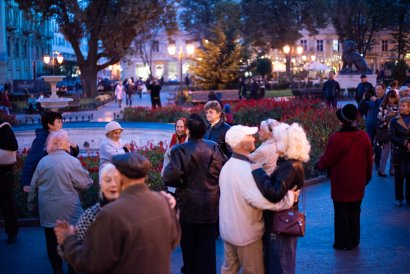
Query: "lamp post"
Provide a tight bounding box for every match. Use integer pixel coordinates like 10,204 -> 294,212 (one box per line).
168,43 -> 195,90
43,51 -> 63,75
283,45 -> 303,83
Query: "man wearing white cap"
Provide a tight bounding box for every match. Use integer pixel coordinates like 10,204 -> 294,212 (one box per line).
219,125 -> 297,274
99,121 -> 131,167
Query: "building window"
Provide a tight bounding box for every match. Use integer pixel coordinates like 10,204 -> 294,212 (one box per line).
381,40 -> 388,52
152,40 -> 159,52
316,40 -> 323,52
23,42 -> 28,58
332,40 -> 339,52
14,41 -> 19,58
300,40 -> 307,52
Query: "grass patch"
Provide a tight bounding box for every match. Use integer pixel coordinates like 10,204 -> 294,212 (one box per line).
265,89 -> 293,98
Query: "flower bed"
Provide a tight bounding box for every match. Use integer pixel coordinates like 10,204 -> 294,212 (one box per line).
6,98 -> 354,218
8,144 -> 168,218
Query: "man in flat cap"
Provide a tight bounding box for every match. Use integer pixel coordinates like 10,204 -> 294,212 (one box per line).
163,113 -> 228,274
54,152 -> 180,274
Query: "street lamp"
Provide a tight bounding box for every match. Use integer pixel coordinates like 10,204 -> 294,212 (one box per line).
43,51 -> 64,75
283,45 -> 303,82
168,43 -> 195,89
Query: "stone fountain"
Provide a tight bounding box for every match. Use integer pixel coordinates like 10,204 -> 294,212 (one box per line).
36,75 -> 73,111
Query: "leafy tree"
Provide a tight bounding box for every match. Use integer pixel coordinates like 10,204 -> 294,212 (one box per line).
241,0 -> 328,52
190,26 -> 242,90
179,0 -> 242,41
253,57 -> 272,78
16,0 -> 176,97
392,60 -> 409,84
390,0 -> 410,61
329,0 -> 395,57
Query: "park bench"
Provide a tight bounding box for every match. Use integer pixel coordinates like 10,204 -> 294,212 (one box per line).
292,88 -> 323,99
191,89 -> 239,104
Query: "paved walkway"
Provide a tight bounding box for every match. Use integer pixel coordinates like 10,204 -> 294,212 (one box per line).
14,86 -> 176,123
1,168 -> 410,274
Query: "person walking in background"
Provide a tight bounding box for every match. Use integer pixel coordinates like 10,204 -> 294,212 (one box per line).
359,82 -> 385,170
163,114 -> 227,274
250,119 -> 280,175
55,152 -> 181,274
375,90 -> 399,177
252,122 -> 310,274
125,78 -> 134,106
28,130 -> 93,274
99,121 -> 131,168
398,86 -> 409,98
251,79 -> 259,100
389,97 -> 410,207
355,74 -> 374,105
207,90 -> 223,109
114,81 -> 124,107
161,117 -> 188,194
148,78 -> 162,109
204,100 -> 232,157
322,71 -> 341,108
259,79 -> 266,99
316,104 -> 373,250
21,111 -> 79,193
388,80 -> 399,95
0,119 -> 18,244
0,89 -> 11,114
223,104 -> 234,125
136,77 -> 144,98
219,125 -> 297,274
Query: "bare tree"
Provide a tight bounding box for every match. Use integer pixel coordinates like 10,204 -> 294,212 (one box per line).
16,0 -> 176,97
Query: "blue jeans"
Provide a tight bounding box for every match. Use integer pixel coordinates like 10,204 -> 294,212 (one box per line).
264,233 -> 297,274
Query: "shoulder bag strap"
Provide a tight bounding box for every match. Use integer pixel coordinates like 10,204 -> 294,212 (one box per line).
331,132 -> 360,170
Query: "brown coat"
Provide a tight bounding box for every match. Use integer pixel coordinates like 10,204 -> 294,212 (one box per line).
63,183 -> 180,274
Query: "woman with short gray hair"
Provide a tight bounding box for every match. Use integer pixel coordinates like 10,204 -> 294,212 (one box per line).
28,129 -> 92,274
389,97 -> 410,206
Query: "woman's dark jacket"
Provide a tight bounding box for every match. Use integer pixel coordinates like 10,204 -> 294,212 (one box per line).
204,119 -> 232,157
252,157 -> 304,234
0,120 -> 18,171
389,115 -> 410,164
163,139 -> 227,224
252,157 -> 304,204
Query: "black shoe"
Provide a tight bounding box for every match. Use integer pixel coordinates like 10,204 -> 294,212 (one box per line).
333,244 -> 352,250
7,235 -> 17,244
390,170 -> 395,176
378,171 -> 388,177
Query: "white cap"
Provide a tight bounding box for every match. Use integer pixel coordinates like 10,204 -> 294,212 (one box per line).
105,121 -> 123,135
225,125 -> 258,148
399,86 -> 409,92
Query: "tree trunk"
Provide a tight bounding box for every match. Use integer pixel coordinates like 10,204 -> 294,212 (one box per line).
80,64 -> 98,98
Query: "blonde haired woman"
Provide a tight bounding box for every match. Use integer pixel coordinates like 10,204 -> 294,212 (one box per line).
28,130 -> 92,274
250,119 -> 280,175
252,123 -> 310,274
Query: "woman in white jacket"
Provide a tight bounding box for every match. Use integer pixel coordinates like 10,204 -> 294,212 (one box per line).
250,119 -> 280,175
99,121 -> 131,168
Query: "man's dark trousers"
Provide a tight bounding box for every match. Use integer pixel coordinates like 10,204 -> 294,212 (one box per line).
0,166 -> 18,239
326,97 -> 337,108
180,222 -> 216,274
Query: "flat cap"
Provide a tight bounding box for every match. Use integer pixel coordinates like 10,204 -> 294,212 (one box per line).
112,152 -> 151,179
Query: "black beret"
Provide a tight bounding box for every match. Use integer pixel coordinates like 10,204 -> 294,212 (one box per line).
112,152 -> 151,179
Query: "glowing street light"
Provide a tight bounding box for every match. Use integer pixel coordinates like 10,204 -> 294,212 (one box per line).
43,51 -> 64,75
